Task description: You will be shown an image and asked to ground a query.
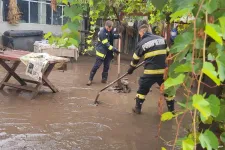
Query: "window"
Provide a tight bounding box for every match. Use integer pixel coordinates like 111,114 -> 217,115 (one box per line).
2,0 -> 69,25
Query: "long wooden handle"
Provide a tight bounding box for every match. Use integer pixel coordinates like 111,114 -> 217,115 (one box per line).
117,35 -> 121,77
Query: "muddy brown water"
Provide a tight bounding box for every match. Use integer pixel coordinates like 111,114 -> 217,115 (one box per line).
0,56 -> 188,150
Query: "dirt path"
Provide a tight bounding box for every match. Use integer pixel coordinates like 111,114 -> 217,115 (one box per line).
0,56 -> 185,150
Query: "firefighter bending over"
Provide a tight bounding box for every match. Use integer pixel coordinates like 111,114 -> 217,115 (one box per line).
127,24 -> 175,114
87,20 -> 120,86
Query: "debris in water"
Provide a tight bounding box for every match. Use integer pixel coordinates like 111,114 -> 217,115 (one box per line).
108,78 -> 131,93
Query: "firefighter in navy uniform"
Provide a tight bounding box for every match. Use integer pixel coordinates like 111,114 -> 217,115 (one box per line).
127,24 -> 175,114
87,20 -> 120,86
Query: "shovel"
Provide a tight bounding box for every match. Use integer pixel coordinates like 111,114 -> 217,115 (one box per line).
94,61 -> 145,105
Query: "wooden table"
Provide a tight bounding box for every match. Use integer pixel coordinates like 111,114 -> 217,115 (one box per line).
0,50 -> 68,99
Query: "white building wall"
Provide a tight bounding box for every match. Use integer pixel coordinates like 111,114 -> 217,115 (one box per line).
0,0 -> 63,44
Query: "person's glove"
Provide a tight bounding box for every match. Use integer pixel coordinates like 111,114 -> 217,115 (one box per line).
127,66 -> 136,74
113,48 -> 120,54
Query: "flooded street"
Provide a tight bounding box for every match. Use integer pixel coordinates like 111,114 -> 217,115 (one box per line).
0,56 -> 184,150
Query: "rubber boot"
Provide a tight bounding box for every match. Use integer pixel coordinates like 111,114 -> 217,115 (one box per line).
101,79 -> 107,83
132,98 -> 145,114
87,71 -> 96,86
101,72 -> 108,84
86,80 -> 92,86
166,100 -> 175,113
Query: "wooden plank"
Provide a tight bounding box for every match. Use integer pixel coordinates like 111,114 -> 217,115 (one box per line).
0,59 -> 27,86
2,82 -> 36,92
30,82 -> 42,99
0,61 -> 20,89
21,78 -> 39,84
42,77 -> 58,93
42,63 -> 58,93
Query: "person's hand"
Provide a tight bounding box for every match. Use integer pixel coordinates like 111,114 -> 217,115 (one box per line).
127,66 -> 135,74
113,48 -> 120,54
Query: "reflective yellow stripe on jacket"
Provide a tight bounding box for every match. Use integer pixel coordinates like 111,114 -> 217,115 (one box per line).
144,69 -> 165,74
108,45 -> 113,50
102,39 -> 108,44
144,49 -> 167,59
133,53 -> 140,60
96,51 -> 105,58
98,38 -> 113,50
130,61 -> 137,67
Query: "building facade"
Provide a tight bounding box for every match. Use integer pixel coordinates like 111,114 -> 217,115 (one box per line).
0,0 -> 67,44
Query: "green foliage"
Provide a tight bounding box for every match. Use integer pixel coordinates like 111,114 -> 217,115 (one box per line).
205,24 -> 223,45
220,132 -> 225,143
170,32 -> 193,54
202,62 -> 220,85
164,74 -> 185,90
206,95 -> 220,117
161,112 -> 174,121
192,94 -> 211,119
203,0 -> 218,14
182,138 -> 194,150
199,130 -> 219,150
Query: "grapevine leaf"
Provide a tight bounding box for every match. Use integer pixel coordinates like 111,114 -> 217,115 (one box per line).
219,17 -> 225,39
89,0 -> 93,6
161,147 -> 166,150
200,114 -> 213,124
177,101 -> 193,110
170,7 -> 193,22
168,62 -> 180,77
217,56 -> 225,82
170,32 -> 193,53
203,0 -> 218,14
195,38 -> 204,49
215,99 -> 225,121
220,132 -> 225,143
164,74 -> 185,90
202,62 -> 220,85
199,130 -> 219,150
205,24 -> 223,45
208,53 -> 215,61
192,94 -> 211,119
182,138 -> 194,150
161,112 -> 174,121
151,0 -> 167,10
206,95 -> 220,117
174,63 -> 192,73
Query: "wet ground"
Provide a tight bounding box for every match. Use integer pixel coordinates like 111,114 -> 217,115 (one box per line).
0,56 -> 187,150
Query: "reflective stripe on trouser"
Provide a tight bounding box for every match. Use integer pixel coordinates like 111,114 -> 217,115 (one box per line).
136,94 -> 146,100
165,95 -> 175,101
